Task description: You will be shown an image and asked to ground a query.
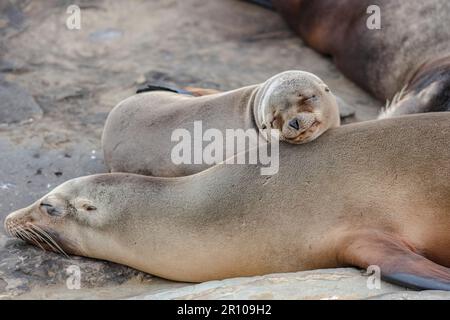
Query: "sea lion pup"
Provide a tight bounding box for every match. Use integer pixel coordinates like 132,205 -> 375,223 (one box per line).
102,70 -> 340,177
247,0 -> 450,118
5,113 -> 450,290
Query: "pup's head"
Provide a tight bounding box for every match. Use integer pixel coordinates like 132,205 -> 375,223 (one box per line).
256,70 -> 340,144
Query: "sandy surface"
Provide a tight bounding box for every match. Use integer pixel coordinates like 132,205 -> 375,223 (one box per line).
0,0 -> 386,299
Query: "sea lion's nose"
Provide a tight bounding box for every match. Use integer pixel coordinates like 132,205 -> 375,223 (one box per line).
288,118 -> 300,130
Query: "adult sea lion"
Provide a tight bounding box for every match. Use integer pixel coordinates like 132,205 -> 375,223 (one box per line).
5,113 -> 450,290
102,70 -> 340,176
247,0 -> 450,118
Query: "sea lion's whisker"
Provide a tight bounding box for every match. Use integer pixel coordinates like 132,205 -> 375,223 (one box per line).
9,223 -> 43,252
22,226 -> 47,251
9,224 -> 19,238
14,227 -> 27,242
29,226 -> 60,255
32,224 -> 70,259
16,225 -> 34,242
11,226 -> 22,240
28,225 -> 58,251
26,225 -> 56,252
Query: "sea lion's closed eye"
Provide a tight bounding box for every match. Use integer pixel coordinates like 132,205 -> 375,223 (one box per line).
40,203 -> 64,216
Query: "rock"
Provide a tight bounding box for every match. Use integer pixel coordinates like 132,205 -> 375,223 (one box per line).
0,237 -> 153,298
143,70 -> 222,91
0,18 -> 8,29
89,28 -> 123,42
370,291 -> 450,300
131,268 -> 407,300
0,136 -> 106,222
0,81 -> 42,125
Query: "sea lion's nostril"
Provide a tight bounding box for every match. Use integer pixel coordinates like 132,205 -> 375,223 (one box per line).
289,119 -> 300,130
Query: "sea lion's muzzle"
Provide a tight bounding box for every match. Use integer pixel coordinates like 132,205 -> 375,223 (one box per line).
4,205 -> 72,257
4,206 -> 34,236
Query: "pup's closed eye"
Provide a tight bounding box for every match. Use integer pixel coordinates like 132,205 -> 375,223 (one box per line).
83,204 -> 97,211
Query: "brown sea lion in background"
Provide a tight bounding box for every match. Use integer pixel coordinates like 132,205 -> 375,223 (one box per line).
247,0 -> 450,118
4,113 -> 450,289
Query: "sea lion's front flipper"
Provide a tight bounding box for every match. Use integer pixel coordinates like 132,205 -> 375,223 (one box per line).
339,230 -> 450,291
335,95 -> 356,119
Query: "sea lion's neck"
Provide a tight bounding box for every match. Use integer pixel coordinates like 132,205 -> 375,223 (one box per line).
251,82 -> 269,131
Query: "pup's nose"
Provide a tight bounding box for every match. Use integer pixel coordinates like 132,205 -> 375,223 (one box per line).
288,118 -> 300,130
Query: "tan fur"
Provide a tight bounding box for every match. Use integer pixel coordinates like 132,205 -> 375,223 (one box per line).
5,113 -> 450,284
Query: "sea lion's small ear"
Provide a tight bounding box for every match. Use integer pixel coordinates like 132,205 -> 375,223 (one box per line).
73,198 -> 97,212
261,123 -> 267,130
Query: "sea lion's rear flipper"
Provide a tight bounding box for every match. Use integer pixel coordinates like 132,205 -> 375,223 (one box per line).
183,87 -> 222,97
340,231 -> 450,291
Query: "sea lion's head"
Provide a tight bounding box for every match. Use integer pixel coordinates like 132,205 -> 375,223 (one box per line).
3,175 -> 129,259
255,70 -> 340,144
379,57 -> 450,119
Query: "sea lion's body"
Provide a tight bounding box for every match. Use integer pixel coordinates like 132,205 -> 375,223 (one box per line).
5,113 -> 450,289
102,85 -> 257,176
252,0 -> 450,117
102,71 -> 340,177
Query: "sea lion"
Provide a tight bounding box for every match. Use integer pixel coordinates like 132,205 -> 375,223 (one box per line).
5,113 -> 450,290
102,70 -> 340,177
247,0 -> 450,118
183,87 -> 356,118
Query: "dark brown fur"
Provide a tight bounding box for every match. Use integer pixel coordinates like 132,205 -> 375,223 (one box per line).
268,0 -> 450,117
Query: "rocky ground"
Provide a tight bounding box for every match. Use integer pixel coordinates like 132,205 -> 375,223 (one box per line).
1,0 -> 448,300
